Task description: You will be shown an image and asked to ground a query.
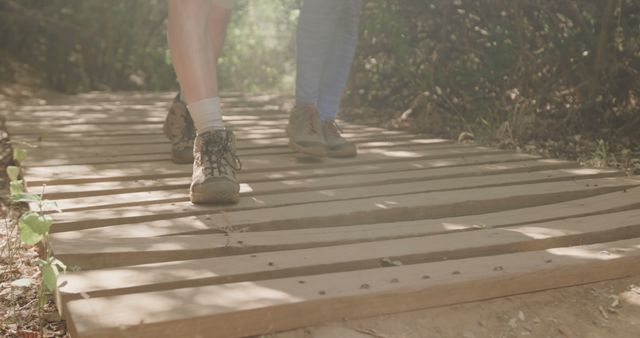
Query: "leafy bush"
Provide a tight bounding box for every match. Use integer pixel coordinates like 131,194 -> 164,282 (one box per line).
0,0 -> 298,92
346,0 -> 640,150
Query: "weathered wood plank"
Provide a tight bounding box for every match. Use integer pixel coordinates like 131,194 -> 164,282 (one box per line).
7,117 -> 386,136
49,162 -> 588,212
25,138 -> 453,165
63,238 -> 640,338
25,134 -> 430,156
53,206 -> 640,272
28,152 -> 539,188
36,157 -> 564,202
51,187 -> 640,263
26,143 -> 495,167
17,132 -> 424,150
24,145 -> 507,184
48,177 -> 640,236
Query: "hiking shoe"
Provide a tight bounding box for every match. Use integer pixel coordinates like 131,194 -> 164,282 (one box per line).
286,104 -> 327,157
322,120 -> 358,158
190,129 -> 242,204
163,93 -> 196,164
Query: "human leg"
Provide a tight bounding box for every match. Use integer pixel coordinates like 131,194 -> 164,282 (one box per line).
295,0 -> 344,105
164,1 -> 234,164
317,0 -> 363,122
288,0 -> 344,156
316,0 -> 362,158
167,0 -> 240,204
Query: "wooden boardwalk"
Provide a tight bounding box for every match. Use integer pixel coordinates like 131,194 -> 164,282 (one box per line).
6,92 -> 640,338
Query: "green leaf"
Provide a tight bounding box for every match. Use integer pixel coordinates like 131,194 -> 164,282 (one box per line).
42,263 -> 59,292
10,180 -> 24,196
18,211 -> 52,245
11,192 -> 42,203
50,257 -> 67,272
20,212 -> 52,235
18,220 -> 43,245
10,278 -> 33,288
41,199 -> 62,213
6,166 -> 20,181
13,148 -> 27,162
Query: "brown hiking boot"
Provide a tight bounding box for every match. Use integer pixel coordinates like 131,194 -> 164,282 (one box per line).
322,120 -> 358,158
286,104 -> 327,157
163,93 -> 196,164
190,129 -> 242,204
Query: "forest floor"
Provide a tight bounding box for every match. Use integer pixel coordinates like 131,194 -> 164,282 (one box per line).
271,275 -> 640,338
1,83 -> 639,338
341,107 -> 640,177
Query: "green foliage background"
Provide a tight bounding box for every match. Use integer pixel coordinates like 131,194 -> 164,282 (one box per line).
0,0 -> 298,92
347,0 -> 639,149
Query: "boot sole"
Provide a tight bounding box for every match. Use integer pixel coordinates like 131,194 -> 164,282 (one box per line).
171,151 -> 195,164
190,178 -> 240,204
289,142 -> 327,157
327,148 -> 358,158
286,126 -> 327,157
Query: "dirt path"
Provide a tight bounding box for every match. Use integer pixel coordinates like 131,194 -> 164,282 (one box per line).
273,276 -> 640,338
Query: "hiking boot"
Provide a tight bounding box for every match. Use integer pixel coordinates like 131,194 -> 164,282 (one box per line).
163,93 -> 196,164
286,104 -> 327,157
190,129 -> 242,204
322,120 -> 358,158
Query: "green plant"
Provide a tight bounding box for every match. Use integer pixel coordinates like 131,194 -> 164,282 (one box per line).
6,147 -> 64,337
591,139 -> 610,167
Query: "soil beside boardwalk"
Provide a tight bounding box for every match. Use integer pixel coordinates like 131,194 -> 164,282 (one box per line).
271,275 -> 640,338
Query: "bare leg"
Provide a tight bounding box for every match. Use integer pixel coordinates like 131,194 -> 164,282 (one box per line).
167,1 -> 240,206
209,5 -> 232,60
167,0 -> 231,105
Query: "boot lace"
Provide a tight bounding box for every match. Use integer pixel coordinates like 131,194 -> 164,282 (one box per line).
299,105 -> 321,135
323,120 -> 344,139
200,131 -> 242,177
182,112 -> 196,142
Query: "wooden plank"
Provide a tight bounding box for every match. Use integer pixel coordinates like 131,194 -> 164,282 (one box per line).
53,203 -> 640,271
25,142 -> 486,167
48,171 -> 623,228
14,128 -> 409,148
7,116 -> 385,135
48,177 -> 640,236
13,128 -> 407,144
28,152 -> 539,188
5,111 -> 288,125
48,166 -> 614,213
63,238 -> 640,338
17,131 -> 424,149
24,133 -> 419,154
24,145 -> 507,184
25,137 -> 452,163
13,135 -> 169,147
37,158 -> 567,200
48,187 -> 640,242
10,95 -> 280,109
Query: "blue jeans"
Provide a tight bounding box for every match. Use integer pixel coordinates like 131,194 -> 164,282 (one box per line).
295,0 -> 363,121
